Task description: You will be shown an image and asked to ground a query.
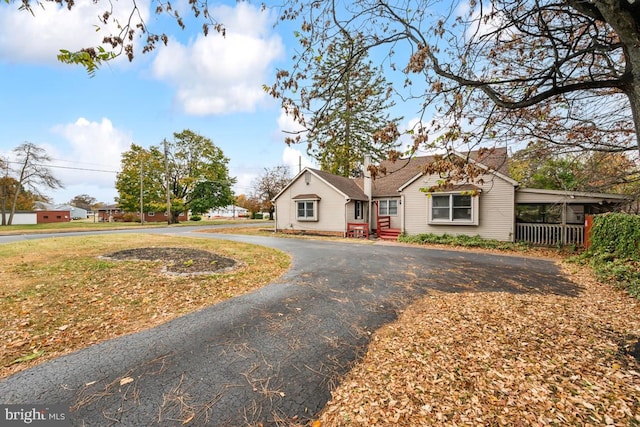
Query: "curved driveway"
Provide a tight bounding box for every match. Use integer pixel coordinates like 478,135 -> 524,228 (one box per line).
0,228 -> 579,426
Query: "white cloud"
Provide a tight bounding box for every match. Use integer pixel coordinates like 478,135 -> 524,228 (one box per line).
151,2 -> 284,115
45,117 -> 131,202
231,170 -> 257,197
456,1 -> 506,42
276,108 -> 307,137
0,0 -> 149,64
282,146 -> 315,173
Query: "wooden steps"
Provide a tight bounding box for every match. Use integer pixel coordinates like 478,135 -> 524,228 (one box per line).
376,216 -> 401,240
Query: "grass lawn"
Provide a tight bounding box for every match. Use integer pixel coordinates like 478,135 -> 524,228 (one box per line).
0,218 -> 270,235
0,233 -> 289,379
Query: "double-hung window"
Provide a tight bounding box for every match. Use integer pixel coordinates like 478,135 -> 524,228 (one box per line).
296,200 -> 318,221
378,199 -> 398,216
429,193 -> 478,224
354,201 -> 364,220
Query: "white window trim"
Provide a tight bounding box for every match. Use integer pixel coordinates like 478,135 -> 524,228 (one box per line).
378,199 -> 399,216
296,199 -> 319,221
428,193 -> 479,225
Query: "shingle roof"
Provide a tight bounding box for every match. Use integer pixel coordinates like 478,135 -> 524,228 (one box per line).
352,148 -> 510,197
367,156 -> 436,197
466,147 -> 510,175
292,193 -> 321,200
309,168 -> 368,200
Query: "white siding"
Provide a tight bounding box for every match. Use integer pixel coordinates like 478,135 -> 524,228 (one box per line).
372,197 -> 402,229
3,212 -> 37,225
402,174 -> 516,241
275,174 -> 349,233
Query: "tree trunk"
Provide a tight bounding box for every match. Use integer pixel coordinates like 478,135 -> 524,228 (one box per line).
625,43 -> 640,157
8,147 -> 31,226
591,0 -> 640,156
627,84 -> 640,158
0,182 -> 6,226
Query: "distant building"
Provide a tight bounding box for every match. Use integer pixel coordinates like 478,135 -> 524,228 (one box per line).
207,205 -> 249,219
34,202 -> 87,220
95,204 -> 188,222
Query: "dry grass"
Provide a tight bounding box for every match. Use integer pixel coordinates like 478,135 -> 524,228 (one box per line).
0,233 -> 290,379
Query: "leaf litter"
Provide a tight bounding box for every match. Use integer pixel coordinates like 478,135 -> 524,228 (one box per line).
312,260 -> 640,426
0,234 -> 289,378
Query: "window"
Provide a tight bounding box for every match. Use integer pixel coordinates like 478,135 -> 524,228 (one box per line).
148,212 -> 155,217
296,200 -> 318,221
378,199 -> 398,216
355,201 -> 364,220
429,193 -> 478,224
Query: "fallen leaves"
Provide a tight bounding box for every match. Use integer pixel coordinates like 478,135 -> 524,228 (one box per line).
0,234 -> 290,378
119,377 -> 134,386
315,262 -> 640,426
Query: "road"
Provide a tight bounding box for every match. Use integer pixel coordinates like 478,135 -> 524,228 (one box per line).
0,227 -> 579,426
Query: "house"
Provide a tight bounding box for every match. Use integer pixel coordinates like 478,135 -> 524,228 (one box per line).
207,205 -> 249,219
1,204 -> 74,225
95,204 -> 189,222
55,204 -> 88,220
95,204 -> 124,222
272,148 -> 629,246
35,202 -> 86,221
33,202 -> 73,224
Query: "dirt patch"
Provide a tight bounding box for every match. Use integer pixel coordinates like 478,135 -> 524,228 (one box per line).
102,247 -> 238,276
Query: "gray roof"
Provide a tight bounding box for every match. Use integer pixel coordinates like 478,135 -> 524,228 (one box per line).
355,147 -> 510,197
308,168 -> 368,200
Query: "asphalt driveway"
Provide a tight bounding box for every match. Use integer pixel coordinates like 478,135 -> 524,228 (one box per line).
0,231 -> 579,426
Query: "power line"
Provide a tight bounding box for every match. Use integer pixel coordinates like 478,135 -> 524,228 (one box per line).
4,160 -> 119,173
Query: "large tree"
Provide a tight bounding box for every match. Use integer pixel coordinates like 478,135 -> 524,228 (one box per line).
283,34 -> 402,177
0,143 -> 63,225
510,143 -> 639,192
269,0 -> 640,171
0,176 -> 40,224
13,1 -> 640,175
70,194 -> 97,211
115,130 -> 235,224
251,166 -> 291,218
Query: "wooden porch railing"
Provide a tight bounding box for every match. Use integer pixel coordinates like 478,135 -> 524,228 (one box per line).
516,223 -> 585,247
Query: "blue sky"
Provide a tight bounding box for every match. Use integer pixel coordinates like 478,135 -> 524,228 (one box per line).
0,0 -> 427,205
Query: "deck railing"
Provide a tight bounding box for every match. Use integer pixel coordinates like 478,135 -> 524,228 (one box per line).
516,223 -> 585,247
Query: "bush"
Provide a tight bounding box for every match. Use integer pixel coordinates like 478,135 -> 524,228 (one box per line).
584,213 -> 640,299
190,215 -> 202,221
589,213 -> 640,259
398,233 -> 529,251
122,213 -> 138,223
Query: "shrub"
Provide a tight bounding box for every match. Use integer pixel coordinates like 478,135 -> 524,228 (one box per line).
190,215 -> 202,222
398,233 -> 530,251
122,213 -> 138,222
584,213 -> 640,299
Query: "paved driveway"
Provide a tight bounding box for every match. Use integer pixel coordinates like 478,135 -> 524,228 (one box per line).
0,230 -> 579,426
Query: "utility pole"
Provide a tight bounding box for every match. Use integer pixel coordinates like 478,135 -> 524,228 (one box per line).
139,159 -> 144,224
164,139 -> 171,225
